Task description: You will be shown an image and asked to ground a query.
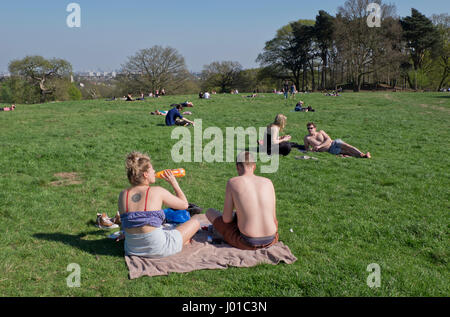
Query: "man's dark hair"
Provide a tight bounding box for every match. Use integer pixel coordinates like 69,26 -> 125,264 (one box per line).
171,104 -> 183,110
236,151 -> 256,168
307,122 -> 316,128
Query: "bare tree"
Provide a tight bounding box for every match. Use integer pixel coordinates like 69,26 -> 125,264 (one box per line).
334,0 -> 402,91
120,45 -> 188,93
201,61 -> 242,92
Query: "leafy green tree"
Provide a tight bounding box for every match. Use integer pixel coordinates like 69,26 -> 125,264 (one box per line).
0,77 -> 41,104
8,56 -> 72,102
314,10 -> 335,89
67,83 -> 83,100
257,20 -> 315,90
291,23 -> 316,90
431,13 -> 450,91
401,9 -> 441,90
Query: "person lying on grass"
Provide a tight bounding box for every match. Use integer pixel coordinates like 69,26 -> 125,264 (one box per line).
165,104 -> 195,127
117,152 -> 201,258
151,109 -> 192,116
206,151 -> 279,250
181,101 -> 194,107
0,104 -> 16,111
303,122 -> 371,158
150,110 -> 168,116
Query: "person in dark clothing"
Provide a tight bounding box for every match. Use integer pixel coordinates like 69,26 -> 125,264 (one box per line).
126,93 -> 134,101
283,81 -> 289,99
165,104 -> 195,127
262,114 -> 304,156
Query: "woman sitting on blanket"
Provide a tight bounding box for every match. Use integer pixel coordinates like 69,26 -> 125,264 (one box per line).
118,152 -> 201,258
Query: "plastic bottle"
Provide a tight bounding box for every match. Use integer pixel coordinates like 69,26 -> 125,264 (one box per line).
155,168 -> 186,179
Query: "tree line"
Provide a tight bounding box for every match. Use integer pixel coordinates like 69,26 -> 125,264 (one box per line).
258,0 -> 449,92
1,0 -> 448,104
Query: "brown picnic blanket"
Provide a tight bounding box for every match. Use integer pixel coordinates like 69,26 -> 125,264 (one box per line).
125,222 -> 297,279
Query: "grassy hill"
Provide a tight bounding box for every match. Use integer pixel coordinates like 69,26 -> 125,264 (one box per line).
0,92 -> 448,296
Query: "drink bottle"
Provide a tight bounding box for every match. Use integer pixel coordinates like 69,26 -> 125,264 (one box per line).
155,168 -> 186,179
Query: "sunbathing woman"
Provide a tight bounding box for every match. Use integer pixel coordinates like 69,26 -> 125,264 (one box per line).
0,104 -> 16,111
118,152 -> 201,258
150,110 -> 168,116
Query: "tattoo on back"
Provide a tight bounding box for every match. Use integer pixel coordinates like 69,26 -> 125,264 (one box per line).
131,193 -> 142,203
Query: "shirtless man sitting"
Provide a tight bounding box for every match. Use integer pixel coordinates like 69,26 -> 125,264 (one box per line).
303,122 -> 371,158
206,152 -> 279,250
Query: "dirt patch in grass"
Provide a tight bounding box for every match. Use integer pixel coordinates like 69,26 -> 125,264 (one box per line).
419,103 -> 449,113
49,172 -> 82,186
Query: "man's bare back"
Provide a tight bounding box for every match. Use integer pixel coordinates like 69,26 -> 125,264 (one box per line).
226,174 -> 277,238
206,152 -> 279,248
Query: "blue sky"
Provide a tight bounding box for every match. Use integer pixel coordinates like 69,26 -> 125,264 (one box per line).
0,0 -> 448,72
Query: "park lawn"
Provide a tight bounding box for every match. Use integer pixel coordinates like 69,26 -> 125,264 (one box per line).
0,92 -> 448,296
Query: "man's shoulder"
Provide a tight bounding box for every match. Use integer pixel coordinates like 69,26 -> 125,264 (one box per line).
229,175 -> 273,185
227,176 -> 241,185
255,175 -> 273,184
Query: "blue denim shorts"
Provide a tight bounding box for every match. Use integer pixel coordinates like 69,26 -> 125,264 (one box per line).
328,139 -> 343,155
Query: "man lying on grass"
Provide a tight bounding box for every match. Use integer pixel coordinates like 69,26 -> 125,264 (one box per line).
206,152 -> 279,250
303,122 -> 371,158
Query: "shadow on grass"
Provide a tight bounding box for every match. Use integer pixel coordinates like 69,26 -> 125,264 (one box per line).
33,231 -> 123,258
432,95 -> 450,99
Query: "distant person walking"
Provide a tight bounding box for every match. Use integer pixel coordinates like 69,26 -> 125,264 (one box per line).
283,81 -> 289,99
290,83 -> 297,98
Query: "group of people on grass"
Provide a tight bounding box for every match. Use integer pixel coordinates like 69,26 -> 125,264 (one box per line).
150,102 -> 195,126
113,112 -> 370,259
115,150 -> 279,258
262,114 -> 371,158
121,89 -> 167,101
198,91 -> 212,99
273,81 -> 298,99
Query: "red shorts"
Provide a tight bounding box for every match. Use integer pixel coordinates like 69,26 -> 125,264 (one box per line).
212,216 -> 278,250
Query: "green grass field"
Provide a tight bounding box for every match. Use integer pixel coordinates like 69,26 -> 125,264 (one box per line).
0,92 -> 448,296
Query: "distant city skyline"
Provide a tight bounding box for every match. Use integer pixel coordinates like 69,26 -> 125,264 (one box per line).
0,0 -> 448,73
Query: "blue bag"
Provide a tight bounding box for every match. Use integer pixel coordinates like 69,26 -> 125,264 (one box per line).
163,208 -> 191,224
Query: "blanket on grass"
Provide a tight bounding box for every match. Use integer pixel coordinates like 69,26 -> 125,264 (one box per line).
125,219 -> 297,279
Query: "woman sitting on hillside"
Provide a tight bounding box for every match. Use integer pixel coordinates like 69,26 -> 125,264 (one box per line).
261,114 -> 304,156
118,152 -> 201,258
